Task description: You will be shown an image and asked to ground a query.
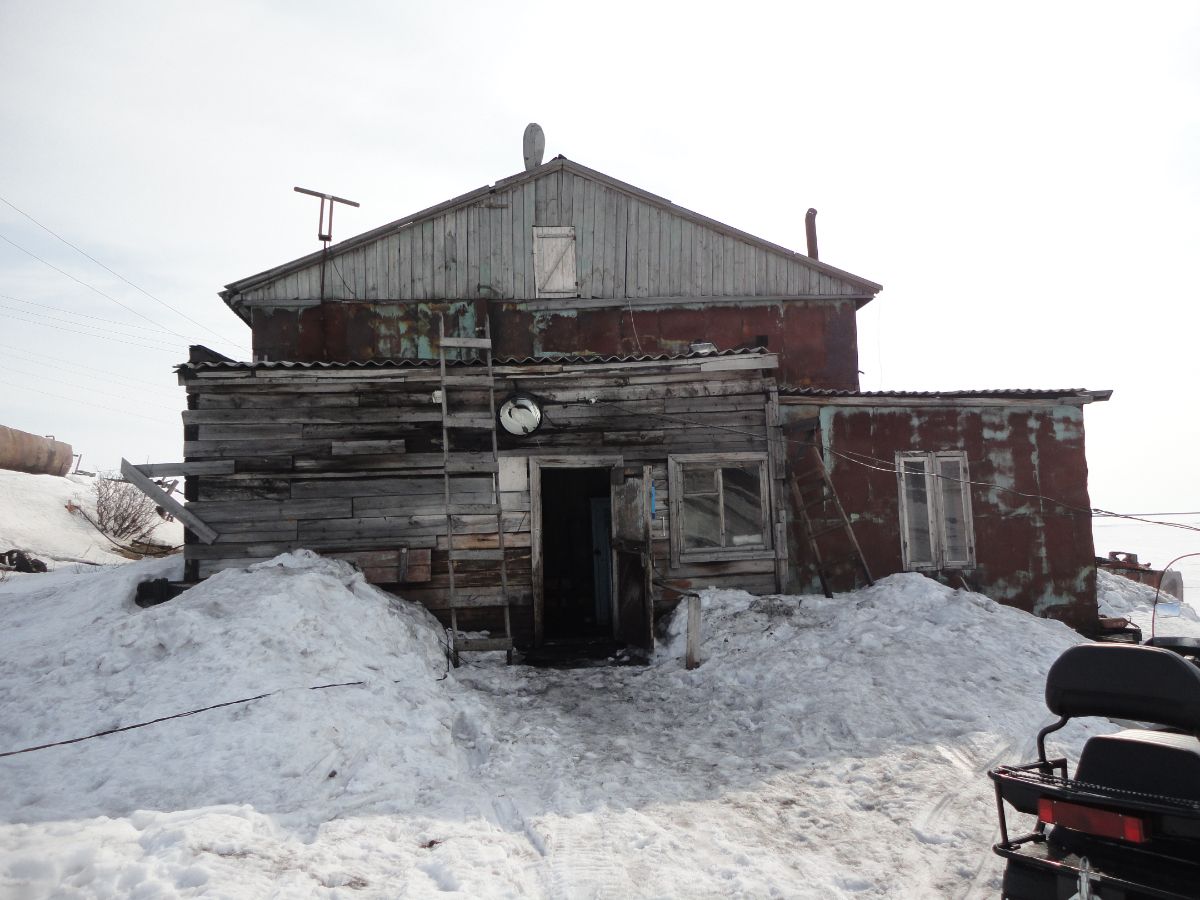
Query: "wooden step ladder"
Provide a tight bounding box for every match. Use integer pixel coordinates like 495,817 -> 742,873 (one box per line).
791,444 -> 874,598
438,315 -> 514,665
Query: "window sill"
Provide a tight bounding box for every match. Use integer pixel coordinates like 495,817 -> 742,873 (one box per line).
678,547 -> 775,565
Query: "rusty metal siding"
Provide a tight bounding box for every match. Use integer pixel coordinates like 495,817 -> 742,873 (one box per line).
781,402 -> 1099,630
250,298 -> 861,390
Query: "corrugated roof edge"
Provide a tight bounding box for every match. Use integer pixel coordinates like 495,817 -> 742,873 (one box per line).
220,156 -> 882,302
780,387 -> 1113,402
177,346 -> 772,372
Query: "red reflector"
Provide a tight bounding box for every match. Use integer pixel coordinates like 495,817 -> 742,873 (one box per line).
1038,798 -> 1148,843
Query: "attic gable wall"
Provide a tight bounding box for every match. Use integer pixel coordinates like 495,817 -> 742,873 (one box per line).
231,166 -> 874,308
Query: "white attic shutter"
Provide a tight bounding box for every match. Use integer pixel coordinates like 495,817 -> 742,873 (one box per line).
532,226 -> 578,298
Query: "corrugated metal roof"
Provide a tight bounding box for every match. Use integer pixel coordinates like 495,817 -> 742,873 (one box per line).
179,347 -> 770,372
780,387 -> 1113,401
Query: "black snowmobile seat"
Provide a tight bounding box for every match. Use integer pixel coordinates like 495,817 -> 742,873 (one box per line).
1045,644 -> 1200,733
1074,728 -> 1200,804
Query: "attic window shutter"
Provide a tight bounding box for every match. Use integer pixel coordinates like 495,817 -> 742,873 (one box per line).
532,226 -> 578,298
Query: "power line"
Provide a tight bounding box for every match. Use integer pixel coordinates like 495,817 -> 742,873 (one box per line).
0,363 -> 178,411
0,378 -> 172,423
0,292 -> 179,336
0,194 -> 245,350
0,342 -> 180,394
3,310 -> 182,353
0,301 -> 182,343
0,232 -> 190,339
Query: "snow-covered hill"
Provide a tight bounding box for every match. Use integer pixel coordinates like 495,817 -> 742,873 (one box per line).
1,471 -> 1198,898
0,468 -> 183,568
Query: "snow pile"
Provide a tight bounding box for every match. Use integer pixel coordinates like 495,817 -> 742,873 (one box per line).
0,551 -> 496,897
0,468 -> 182,568
0,561 -> 1124,898
1097,567 -> 1200,640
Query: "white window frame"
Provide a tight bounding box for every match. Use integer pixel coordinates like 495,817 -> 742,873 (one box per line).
532,226 -> 578,298
668,452 -> 773,565
895,450 -> 976,570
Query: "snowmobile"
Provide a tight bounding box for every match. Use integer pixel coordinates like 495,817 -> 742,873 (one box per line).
989,642 -> 1200,899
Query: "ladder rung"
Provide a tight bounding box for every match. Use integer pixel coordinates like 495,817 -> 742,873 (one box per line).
440,337 -> 492,349
452,549 -> 505,561
446,460 -> 499,473
443,414 -> 495,429
440,375 -> 496,386
445,503 -> 502,515
454,637 -> 513,652
808,523 -> 846,540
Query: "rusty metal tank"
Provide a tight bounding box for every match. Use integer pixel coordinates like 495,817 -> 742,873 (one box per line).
0,425 -> 73,476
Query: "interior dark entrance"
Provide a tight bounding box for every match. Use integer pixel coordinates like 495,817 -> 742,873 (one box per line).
541,467 -> 612,640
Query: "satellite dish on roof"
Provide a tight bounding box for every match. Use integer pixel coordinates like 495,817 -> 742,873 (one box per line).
523,123 -> 545,171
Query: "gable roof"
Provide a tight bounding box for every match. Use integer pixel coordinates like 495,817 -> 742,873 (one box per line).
221,156 -> 882,320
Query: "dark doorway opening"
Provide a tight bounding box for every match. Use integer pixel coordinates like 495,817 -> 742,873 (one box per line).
541,467 -> 612,641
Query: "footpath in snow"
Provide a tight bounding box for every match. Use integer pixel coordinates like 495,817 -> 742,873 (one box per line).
1,545 -> 1196,898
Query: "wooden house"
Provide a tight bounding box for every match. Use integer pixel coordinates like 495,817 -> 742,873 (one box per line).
138,145 -> 1111,655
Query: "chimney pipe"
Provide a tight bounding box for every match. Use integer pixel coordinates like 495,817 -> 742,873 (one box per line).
805,208 -> 819,260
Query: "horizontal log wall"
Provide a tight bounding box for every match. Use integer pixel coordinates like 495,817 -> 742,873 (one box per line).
181,359 -> 785,640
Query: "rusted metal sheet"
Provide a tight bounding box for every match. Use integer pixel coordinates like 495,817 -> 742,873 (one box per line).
780,401 -> 1101,631
250,298 -> 860,389
0,425 -> 73,476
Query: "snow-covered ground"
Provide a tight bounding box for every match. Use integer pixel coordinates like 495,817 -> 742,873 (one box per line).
2,468 -> 1198,898
0,469 -> 182,569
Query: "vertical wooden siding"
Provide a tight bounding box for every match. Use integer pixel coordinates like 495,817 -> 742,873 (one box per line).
236,170 -> 863,305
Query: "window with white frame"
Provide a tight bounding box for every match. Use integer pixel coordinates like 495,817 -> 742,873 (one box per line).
669,453 -> 772,562
896,451 -> 975,569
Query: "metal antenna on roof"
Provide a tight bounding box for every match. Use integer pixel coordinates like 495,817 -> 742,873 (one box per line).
294,186 -> 361,300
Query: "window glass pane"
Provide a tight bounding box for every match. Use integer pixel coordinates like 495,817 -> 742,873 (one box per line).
683,466 -> 718,495
722,464 -> 764,546
682,494 -> 721,549
902,459 -> 933,565
938,457 -> 969,563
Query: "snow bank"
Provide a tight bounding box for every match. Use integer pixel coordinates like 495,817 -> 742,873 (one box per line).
1097,567 -> 1200,639
0,468 -> 183,568
0,560 -> 1136,898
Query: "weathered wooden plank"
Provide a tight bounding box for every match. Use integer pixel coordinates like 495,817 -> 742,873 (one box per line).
331,440 -> 407,456
197,424 -> 304,441
560,169 -> 573,228
398,230 -> 413,301
634,200 -> 649,297
522,182 -> 536,297
698,225 -> 711,297
613,191 -> 627,298
510,186 -> 525,299
121,458 -> 219,544
596,182 -> 613,297
454,207 -> 468,299
292,476 -> 490,498
188,497 -> 352,524
646,204 -> 660,297
500,195 -> 514,299
134,460 -> 236,476
432,215 -> 446,300
478,203 -> 492,296
577,176 -> 593,298
184,438 -> 330,458
467,205 -> 480,299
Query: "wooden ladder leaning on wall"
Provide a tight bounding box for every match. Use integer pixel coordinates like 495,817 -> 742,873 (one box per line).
790,443 -> 874,599
437,315 -> 514,665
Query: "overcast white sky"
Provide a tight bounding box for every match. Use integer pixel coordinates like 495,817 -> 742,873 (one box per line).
2,1 -> 1197,588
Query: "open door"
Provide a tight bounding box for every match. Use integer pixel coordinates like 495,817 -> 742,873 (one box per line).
612,464 -> 653,651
